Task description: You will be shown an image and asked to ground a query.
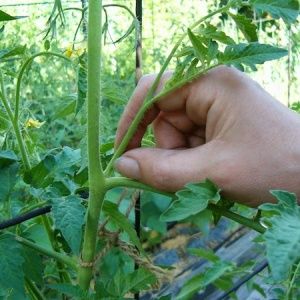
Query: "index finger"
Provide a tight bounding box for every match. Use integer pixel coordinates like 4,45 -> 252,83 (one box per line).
115,72 -> 189,150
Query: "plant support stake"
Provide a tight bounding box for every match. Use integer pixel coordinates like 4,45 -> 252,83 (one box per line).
78,0 -> 105,290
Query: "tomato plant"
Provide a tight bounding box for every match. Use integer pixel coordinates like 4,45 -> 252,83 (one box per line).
0,0 -> 299,299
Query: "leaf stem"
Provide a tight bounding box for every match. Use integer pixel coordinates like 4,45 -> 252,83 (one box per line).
105,4 -> 230,174
78,0 -> 105,290
14,51 -> 70,122
15,235 -> 77,270
0,69 -> 31,170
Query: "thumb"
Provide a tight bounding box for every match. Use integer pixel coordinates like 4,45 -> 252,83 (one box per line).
114,142 -> 224,192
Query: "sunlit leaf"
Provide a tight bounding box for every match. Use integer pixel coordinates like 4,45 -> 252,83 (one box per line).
229,13 -> 258,42
250,0 -> 299,24
218,43 -> 287,70
0,10 -> 25,22
259,190 -> 300,281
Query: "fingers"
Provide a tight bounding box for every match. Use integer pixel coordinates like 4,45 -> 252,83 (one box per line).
114,141 -> 225,192
115,72 -> 189,149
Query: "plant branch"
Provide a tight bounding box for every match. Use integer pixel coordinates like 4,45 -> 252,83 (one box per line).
15,235 -> 77,270
78,0 -> 105,290
105,3 -> 231,174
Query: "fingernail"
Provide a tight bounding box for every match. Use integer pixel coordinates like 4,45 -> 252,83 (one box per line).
114,156 -> 141,179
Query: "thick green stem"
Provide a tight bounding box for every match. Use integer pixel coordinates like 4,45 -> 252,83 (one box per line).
0,70 -> 31,170
14,51 -> 70,122
105,177 -> 266,234
15,235 -> 77,270
105,4 -> 230,174
78,0 -> 105,290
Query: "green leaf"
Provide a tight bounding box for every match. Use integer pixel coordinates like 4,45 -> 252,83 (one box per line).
0,162 -> 19,202
53,97 -> 76,119
0,234 -> 25,298
187,28 -> 208,63
126,268 -> 156,292
0,150 -> 18,168
0,46 -> 26,60
229,13 -> 258,42
103,201 -> 145,255
0,10 -> 25,22
160,179 -> 221,222
0,110 -> 10,131
188,248 -> 219,263
23,248 -> 44,285
219,43 -> 287,70
48,283 -> 89,300
105,268 -> 156,297
199,24 -> 235,45
76,53 -> 87,114
24,155 -> 56,188
187,210 -> 212,236
55,146 -> 81,174
250,0 -> 299,24
176,261 -> 233,300
51,195 -> 85,254
259,190 -> 300,281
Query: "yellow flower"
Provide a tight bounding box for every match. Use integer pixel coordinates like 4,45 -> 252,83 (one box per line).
25,118 -> 45,129
64,45 -> 85,58
65,46 -> 73,58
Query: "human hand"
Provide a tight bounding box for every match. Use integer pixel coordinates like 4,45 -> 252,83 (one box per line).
114,66 -> 300,206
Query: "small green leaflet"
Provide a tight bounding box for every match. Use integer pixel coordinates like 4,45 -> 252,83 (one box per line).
76,53 -> 87,114
105,268 -> 156,297
103,201 -> 145,255
218,43 -> 287,70
198,24 -> 235,45
188,28 -> 208,64
188,248 -> 220,263
259,190 -> 300,281
0,234 -> 25,299
51,195 -> 85,254
249,0 -> 299,24
176,260 -> 233,300
160,179 -> 221,222
0,45 -> 26,60
229,13 -> 258,42
0,10 -> 25,22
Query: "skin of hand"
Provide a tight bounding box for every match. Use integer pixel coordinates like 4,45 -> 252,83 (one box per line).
114,66 -> 300,206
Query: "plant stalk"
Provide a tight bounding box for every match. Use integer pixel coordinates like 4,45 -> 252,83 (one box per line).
15,235 -> 77,269
78,0 -> 105,290
0,69 -> 31,170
